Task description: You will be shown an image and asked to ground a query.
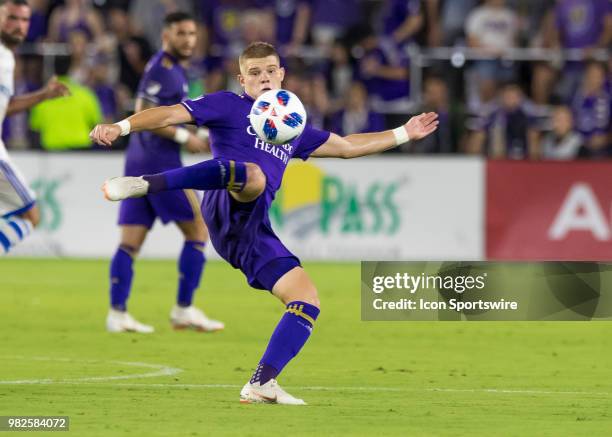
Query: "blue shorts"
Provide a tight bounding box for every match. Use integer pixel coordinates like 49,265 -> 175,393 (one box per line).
202,189 -> 301,290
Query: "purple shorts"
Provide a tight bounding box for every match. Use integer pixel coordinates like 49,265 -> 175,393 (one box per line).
118,189 -> 199,228
202,189 -> 301,290
120,145 -> 199,227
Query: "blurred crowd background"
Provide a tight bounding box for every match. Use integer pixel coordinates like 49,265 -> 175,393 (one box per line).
2,0 -> 611,159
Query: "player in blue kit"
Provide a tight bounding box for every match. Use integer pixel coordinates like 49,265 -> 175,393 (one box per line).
91,42 -> 438,404
0,0 -> 69,255
105,12 -> 224,334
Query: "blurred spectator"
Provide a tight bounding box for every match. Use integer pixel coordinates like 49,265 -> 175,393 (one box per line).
303,74 -> 330,129
541,105 -> 583,159
311,0 -> 362,47
322,41 -> 354,111
534,0 -> 612,103
190,45 -> 225,95
467,83 -> 540,159
552,0 -> 611,51
25,0 -> 49,42
66,29 -> 92,84
89,55 -> 118,123
201,0 -> 272,58
328,81 -> 384,136
572,62 -> 611,157
430,0 -> 479,46
129,0 -> 194,50
516,0 -> 555,46
47,0 -> 104,43
107,7 -> 152,94
204,7 -> 276,94
241,8 -> 275,45
284,69 -> 329,129
379,0 -> 423,47
270,0 -> 311,52
354,28 -> 411,112
408,76 -> 463,153
29,56 -> 102,150
4,0 -> 610,158
465,0 -> 520,104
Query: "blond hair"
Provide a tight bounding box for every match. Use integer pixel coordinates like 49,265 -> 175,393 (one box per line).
239,42 -> 280,70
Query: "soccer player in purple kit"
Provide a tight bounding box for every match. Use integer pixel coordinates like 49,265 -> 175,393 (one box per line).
105,12 -> 224,334
91,42 -> 438,404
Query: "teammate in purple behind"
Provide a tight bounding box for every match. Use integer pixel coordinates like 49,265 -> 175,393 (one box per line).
105,12 -> 224,334
90,42 -> 438,405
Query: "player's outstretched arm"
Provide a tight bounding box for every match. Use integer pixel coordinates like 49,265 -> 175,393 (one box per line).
6,76 -> 70,116
89,104 -> 192,147
311,112 -> 439,159
135,99 -> 210,153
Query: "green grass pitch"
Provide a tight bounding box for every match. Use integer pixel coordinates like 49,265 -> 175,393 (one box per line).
1,259 -> 611,436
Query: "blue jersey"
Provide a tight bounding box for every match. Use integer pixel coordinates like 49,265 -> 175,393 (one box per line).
125,51 -> 189,174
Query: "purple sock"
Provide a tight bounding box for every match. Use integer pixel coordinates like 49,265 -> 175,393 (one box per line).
177,241 -> 206,307
250,301 -> 320,385
143,159 -> 247,193
110,245 -> 135,311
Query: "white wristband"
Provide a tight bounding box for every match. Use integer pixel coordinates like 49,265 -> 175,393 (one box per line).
392,126 -> 410,145
173,127 -> 190,145
115,119 -> 131,136
196,127 -> 210,141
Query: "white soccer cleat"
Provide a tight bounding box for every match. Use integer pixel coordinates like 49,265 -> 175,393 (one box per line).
106,309 -> 154,333
239,379 -> 306,405
102,176 -> 149,201
170,305 -> 225,332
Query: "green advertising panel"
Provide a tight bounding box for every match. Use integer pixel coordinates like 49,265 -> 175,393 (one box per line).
361,262 -> 612,321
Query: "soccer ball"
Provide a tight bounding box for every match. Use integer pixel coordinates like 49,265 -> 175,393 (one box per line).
249,89 -> 307,145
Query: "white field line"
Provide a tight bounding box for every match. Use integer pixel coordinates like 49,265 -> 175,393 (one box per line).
1,356 -> 609,397
0,355 -> 182,384
78,383 -> 612,397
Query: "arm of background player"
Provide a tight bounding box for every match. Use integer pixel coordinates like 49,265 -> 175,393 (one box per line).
391,7 -> 423,44
597,13 -> 612,48
137,99 -> 209,152
6,76 -> 69,116
311,112 -> 438,158
291,2 -> 311,47
89,104 -> 193,147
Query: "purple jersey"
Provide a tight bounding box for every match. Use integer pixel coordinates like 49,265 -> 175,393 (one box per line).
181,91 -> 330,288
382,0 -> 421,42
356,44 -> 410,101
328,110 -> 385,136
311,0 -> 360,27
555,0 -> 611,48
94,84 -> 117,119
25,11 -> 47,42
572,89 -> 612,138
119,51 -> 194,229
181,91 -> 330,193
125,51 -> 188,173
273,0 -> 311,45
201,0 -> 271,47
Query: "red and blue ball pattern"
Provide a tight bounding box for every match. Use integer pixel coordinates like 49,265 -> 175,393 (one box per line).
263,119 -> 278,141
252,100 -> 270,115
276,90 -> 290,106
282,112 -> 303,128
